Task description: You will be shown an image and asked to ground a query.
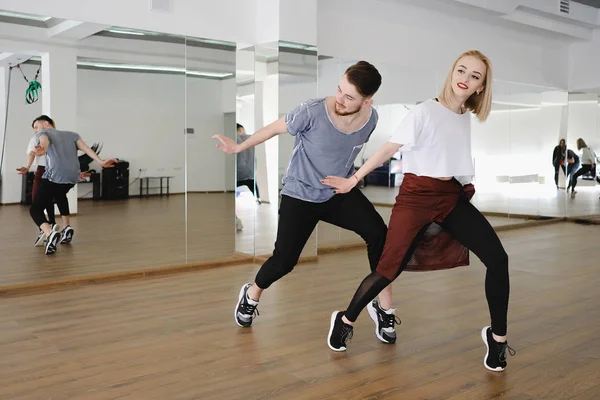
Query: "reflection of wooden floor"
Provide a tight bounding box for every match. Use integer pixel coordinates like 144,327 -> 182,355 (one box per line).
0,194 -> 238,289
361,184 -> 600,218
1,223 -> 599,399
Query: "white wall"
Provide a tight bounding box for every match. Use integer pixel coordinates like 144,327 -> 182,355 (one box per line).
0,0 -> 256,45
569,39 -> 600,91
317,0 -> 570,90
1,64 -> 231,203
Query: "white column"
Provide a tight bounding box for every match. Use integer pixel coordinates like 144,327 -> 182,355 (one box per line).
42,48 -> 78,214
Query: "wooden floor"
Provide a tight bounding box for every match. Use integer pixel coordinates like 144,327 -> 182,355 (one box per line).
1,223 -> 599,399
1,193 -> 547,289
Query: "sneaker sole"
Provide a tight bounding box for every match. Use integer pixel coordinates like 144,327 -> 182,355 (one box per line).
367,302 -> 394,344
234,284 -> 251,328
481,326 -> 505,372
327,311 -> 346,352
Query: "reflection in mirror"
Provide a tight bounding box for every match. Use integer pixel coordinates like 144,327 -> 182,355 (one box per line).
566,92 -> 600,219
184,36 -> 238,263
0,17 -> 188,288
471,83 -> 568,219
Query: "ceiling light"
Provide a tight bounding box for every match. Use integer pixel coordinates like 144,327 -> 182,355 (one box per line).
0,10 -> 51,21
106,29 -> 145,36
78,60 -> 232,78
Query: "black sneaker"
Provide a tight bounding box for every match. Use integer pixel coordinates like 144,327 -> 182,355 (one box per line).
367,300 -> 401,344
327,311 -> 354,352
60,226 -> 74,244
45,231 -> 61,255
481,326 -> 516,371
234,283 -> 259,327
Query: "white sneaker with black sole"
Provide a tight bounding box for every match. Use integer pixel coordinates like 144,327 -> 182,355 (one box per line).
367,299 -> 401,344
45,231 -> 61,255
60,226 -> 74,244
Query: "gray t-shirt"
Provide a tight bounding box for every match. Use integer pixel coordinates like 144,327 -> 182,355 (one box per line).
36,129 -> 81,184
281,98 -> 378,203
236,134 -> 255,181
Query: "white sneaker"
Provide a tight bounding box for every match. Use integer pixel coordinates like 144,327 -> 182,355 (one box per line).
235,217 -> 244,232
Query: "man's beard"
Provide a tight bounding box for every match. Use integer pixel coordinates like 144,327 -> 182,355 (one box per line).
334,102 -> 361,116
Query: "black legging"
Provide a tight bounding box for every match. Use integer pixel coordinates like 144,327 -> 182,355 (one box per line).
344,196 -> 510,337
237,179 -> 260,199
30,179 -> 74,227
570,164 -> 593,191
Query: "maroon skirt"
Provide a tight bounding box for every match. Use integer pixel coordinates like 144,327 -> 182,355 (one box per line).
376,173 -> 475,280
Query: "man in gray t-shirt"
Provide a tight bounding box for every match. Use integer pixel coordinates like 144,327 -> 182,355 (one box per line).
30,115 -> 117,255
214,61 -> 399,345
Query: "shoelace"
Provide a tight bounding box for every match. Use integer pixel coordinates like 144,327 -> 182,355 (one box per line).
497,342 -> 516,363
240,301 -> 260,320
381,312 -> 402,329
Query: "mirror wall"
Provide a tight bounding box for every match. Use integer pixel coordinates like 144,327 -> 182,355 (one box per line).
0,10 -> 249,289
565,92 -> 600,220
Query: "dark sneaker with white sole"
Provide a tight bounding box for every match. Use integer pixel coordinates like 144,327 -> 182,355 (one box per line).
60,226 -> 74,244
327,311 -> 354,351
367,299 -> 401,344
45,231 -> 61,255
234,283 -> 259,327
481,326 -> 515,371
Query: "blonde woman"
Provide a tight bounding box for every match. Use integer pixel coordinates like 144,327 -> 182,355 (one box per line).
569,138 -> 597,198
324,50 -> 514,371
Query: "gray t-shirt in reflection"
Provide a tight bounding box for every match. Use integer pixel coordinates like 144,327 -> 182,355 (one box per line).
36,129 -> 81,184
236,134 -> 255,181
281,98 -> 378,203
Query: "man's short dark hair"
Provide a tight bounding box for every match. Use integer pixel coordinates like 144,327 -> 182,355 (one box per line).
237,123 -> 244,130
32,115 -> 56,129
344,61 -> 382,98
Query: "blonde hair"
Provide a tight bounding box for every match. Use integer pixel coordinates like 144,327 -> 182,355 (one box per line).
439,50 -> 493,122
577,138 -> 587,150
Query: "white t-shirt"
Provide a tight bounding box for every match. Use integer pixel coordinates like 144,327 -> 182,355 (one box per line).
390,99 -> 474,184
26,136 -> 46,167
581,147 -> 596,165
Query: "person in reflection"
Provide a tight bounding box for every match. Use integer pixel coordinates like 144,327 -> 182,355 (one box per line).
324,50 -> 515,372
568,138 -> 598,199
234,123 -> 261,232
566,147 -> 580,190
552,138 -> 566,189
236,123 -> 262,204
17,115 -> 59,246
29,115 -> 117,255
213,61 -> 400,344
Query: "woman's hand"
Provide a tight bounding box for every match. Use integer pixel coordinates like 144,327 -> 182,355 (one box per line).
321,175 -> 358,194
